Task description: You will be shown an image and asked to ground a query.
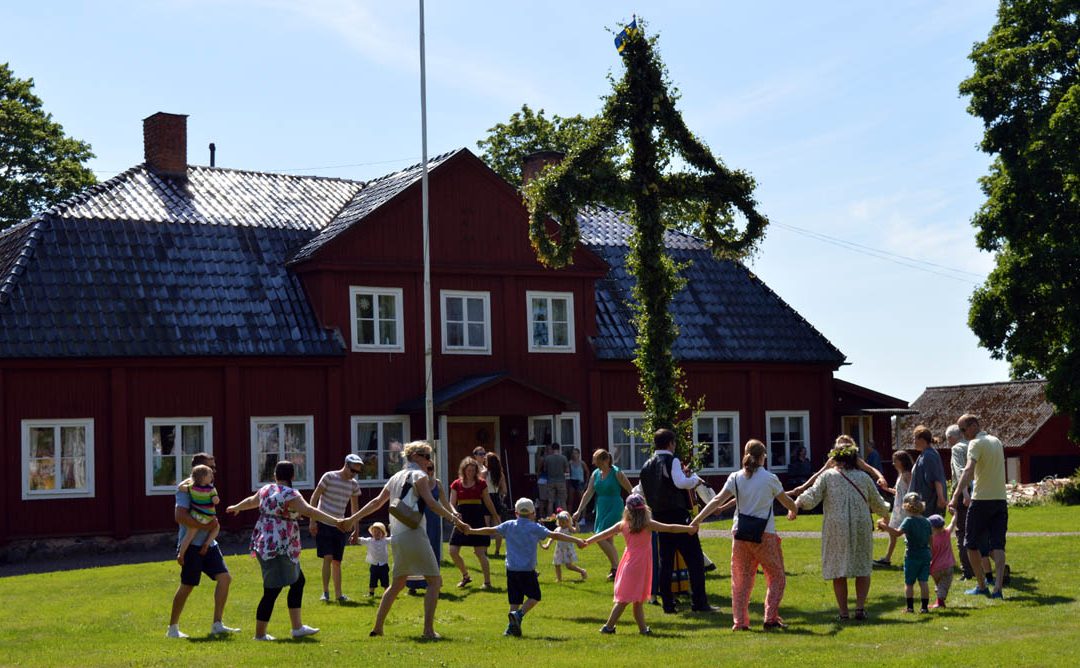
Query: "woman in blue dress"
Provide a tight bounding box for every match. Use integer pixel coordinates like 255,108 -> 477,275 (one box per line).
573,449 -> 633,579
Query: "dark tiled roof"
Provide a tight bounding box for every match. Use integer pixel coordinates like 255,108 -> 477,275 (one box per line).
290,150 -> 460,263
0,164 -> 366,358
898,381 -> 1055,449
579,206 -> 845,364
0,216 -> 342,357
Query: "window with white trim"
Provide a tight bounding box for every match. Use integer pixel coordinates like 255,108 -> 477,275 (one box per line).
351,416 -> 410,484
528,413 -> 581,472
441,290 -> 491,354
766,411 -> 809,471
146,418 -> 213,495
526,291 -> 575,352
694,412 -> 739,472
608,413 -> 650,472
22,419 -> 95,500
350,287 -> 404,352
251,417 -> 315,489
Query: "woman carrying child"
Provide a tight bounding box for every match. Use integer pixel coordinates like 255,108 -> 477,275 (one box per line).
586,493 -> 699,635
692,439 -> 800,631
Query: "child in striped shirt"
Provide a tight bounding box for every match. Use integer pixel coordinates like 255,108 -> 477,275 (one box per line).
176,464 -> 219,565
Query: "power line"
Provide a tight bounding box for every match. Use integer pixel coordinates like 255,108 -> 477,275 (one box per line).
770,220 -> 985,285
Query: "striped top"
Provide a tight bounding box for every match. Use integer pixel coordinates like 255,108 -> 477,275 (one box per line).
315,470 -> 361,518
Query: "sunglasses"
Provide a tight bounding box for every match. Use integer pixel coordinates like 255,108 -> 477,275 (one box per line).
419,452 -> 432,460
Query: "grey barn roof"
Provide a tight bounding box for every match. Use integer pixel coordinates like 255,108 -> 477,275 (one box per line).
0,150 -> 844,364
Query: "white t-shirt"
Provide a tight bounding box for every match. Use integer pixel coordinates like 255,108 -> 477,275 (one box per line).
359,536 -> 390,565
722,468 -> 784,535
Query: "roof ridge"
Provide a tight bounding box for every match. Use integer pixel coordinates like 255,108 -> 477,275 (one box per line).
923,379 -> 1046,391
38,164 -> 148,220
362,148 -> 462,186
191,163 -> 364,186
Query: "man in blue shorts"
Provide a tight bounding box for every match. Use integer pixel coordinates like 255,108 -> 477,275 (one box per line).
167,452 -> 239,638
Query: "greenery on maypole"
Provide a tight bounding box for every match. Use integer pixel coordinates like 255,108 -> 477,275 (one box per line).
523,19 -> 769,451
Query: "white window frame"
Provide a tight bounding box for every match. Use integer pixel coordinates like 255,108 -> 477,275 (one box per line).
250,416 -> 315,490
350,415 -> 411,487
765,411 -> 810,472
527,412 -> 581,473
349,286 -> 404,352
693,412 -> 740,473
21,419 -> 95,500
607,412 -> 650,473
145,417 -> 214,496
441,290 -> 491,355
526,291 -> 575,353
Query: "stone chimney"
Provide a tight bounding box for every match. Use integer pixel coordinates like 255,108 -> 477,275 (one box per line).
521,150 -> 565,187
143,112 -> 188,179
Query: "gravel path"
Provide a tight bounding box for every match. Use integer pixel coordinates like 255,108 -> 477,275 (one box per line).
2,530 -> 1076,578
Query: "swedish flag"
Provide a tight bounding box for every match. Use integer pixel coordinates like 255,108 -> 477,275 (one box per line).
614,18 -> 638,54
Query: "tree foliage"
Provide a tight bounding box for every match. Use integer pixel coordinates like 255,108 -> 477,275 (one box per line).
961,1 -> 1080,439
514,21 -> 768,449
0,63 -> 96,229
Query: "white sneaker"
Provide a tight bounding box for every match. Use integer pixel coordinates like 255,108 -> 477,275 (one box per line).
253,634 -> 275,641
319,592 -> 330,602
336,594 -> 350,603
291,625 -> 320,638
165,625 -> 188,639
211,621 -> 240,634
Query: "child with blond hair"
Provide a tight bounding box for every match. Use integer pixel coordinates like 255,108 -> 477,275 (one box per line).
541,511 -> 587,581
878,492 -> 933,613
359,522 -> 390,597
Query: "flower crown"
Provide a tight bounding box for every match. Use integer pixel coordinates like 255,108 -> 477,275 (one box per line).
828,444 -> 859,460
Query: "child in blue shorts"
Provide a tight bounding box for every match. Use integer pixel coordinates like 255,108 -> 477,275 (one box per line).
466,497 -> 585,636
878,492 -> 932,613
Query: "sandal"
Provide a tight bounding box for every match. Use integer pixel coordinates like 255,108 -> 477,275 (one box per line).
837,613 -> 850,622
457,575 -> 472,588
854,609 -> 867,621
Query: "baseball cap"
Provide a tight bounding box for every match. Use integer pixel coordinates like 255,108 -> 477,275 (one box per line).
514,497 -> 535,515
345,453 -> 363,466
928,514 -> 945,528
625,493 -> 646,510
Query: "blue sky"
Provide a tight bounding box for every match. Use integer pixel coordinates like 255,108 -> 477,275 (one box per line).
1,0 -> 1009,403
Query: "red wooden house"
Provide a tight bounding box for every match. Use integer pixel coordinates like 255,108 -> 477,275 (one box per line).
898,380 -> 1079,483
0,113 -> 905,543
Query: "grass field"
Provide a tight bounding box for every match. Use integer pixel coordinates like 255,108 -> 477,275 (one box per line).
1,505 -> 1077,667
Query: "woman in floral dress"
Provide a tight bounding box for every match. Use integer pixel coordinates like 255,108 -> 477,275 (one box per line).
795,436 -> 891,621
227,460 -> 344,641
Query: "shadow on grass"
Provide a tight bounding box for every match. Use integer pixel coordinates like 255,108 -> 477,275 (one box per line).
186,634 -> 237,643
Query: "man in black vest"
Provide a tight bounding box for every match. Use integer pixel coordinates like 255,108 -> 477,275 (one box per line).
639,428 -> 715,613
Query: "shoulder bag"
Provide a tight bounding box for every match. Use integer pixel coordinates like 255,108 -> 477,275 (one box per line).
732,477 -> 771,543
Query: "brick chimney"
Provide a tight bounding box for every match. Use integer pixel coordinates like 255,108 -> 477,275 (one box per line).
521,150 -> 565,186
143,112 -> 188,179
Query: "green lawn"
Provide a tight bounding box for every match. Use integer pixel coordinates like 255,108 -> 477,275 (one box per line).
2,505 -> 1077,667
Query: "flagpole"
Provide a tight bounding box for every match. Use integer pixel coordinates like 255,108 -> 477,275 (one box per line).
419,0 -> 434,447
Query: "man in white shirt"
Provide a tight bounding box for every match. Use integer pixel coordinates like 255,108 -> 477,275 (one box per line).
639,428 -> 715,614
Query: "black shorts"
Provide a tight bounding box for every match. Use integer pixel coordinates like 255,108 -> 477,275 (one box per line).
369,563 -> 389,589
179,543 -> 229,587
965,500 -> 1008,552
506,570 -> 541,605
315,523 -> 348,560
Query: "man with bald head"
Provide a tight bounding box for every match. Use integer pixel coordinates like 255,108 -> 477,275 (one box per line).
950,414 -> 1007,599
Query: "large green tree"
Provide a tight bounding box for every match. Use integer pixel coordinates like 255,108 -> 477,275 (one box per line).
0,63 -> 96,229
961,2 -> 1080,439
515,21 -> 768,445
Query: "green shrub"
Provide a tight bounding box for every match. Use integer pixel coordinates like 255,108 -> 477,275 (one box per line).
1052,467 -> 1080,506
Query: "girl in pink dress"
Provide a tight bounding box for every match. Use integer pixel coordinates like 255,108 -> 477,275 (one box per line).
584,493 -> 699,635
